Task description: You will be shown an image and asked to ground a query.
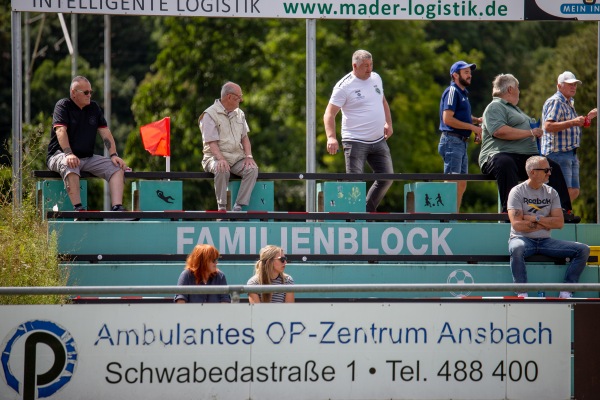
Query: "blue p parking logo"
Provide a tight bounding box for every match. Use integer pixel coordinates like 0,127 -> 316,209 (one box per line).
1,320 -> 77,399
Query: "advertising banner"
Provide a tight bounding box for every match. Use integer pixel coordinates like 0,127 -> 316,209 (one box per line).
1,303 -> 571,399
13,0 -> 600,20
12,0 -> 521,20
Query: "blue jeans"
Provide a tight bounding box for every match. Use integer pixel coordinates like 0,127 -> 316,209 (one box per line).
342,139 -> 393,212
438,134 -> 468,174
508,236 -> 590,284
547,150 -> 579,189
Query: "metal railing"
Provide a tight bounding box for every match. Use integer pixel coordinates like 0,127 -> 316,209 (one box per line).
2,284 -> 599,303
57,253 -> 596,265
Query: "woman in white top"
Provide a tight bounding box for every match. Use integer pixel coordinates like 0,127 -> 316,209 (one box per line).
247,245 -> 294,303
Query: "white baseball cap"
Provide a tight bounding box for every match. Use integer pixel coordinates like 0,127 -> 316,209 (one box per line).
558,71 -> 582,84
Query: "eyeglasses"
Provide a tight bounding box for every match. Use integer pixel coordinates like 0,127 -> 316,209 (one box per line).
229,93 -> 243,100
533,167 -> 552,174
74,89 -> 94,96
276,256 -> 288,263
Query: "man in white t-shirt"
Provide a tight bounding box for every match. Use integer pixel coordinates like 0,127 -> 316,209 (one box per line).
323,49 -> 394,212
507,155 -> 589,299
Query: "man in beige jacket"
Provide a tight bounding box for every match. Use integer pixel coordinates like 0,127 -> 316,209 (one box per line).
199,82 -> 258,211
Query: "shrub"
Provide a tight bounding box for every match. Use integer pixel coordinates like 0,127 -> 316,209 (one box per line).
0,121 -> 68,305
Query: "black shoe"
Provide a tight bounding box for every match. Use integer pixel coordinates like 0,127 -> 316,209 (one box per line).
563,209 -> 581,224
74,205 -> 87,221
215,208 -> 228,222
107,204 -> 139,221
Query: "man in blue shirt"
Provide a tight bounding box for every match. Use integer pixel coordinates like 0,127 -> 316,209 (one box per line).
541,71 -> 597,202
438,61 -> 482,210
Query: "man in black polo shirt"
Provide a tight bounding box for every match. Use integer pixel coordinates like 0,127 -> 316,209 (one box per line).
47,76 -> 127,212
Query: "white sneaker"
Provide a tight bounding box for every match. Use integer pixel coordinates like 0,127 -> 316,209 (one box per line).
517,292 -> 528,298
559,291 -> 573,299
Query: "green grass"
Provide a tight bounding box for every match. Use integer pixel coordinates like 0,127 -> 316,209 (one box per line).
0,184 -> 69,305
0,121 -> 69,305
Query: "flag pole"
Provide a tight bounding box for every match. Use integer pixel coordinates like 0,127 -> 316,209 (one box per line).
166,117 -> 171,177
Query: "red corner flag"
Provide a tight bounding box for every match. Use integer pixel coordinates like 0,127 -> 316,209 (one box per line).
140,117 -> 170,156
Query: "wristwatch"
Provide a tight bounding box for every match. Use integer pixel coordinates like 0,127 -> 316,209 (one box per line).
535,215 -> 541,222
110,152 -> 119,158
246,155 -> 253,158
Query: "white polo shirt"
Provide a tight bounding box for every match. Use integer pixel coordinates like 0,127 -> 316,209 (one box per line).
329,71 -> 386,143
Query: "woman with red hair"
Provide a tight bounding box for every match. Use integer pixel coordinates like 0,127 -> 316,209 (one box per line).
175,244 -> 231,303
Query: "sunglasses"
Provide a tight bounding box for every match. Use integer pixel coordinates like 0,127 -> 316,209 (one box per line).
74,89 -> 94,96
276,256 -> 288,263
533,167 -> 552,174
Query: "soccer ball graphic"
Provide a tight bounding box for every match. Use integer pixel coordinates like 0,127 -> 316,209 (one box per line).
446,269 -> 475,297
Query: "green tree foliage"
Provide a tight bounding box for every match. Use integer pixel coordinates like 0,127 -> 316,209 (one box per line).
425,21 -> 578,116
520,23 -> 598,222
32,57 -> 97,122
2,5 -> 597,217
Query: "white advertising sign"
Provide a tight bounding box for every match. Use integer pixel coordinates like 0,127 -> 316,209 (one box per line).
0,303 -> 571,400
12,0 -> 522,20
12,0 -> 600,21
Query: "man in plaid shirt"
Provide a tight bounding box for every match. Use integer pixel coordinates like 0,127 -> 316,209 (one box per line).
541,71 -> 597,202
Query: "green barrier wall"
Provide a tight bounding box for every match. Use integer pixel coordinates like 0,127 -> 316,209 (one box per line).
50,221 -> 587,256
63,261 -> 599,298
54,221 -> 600,298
